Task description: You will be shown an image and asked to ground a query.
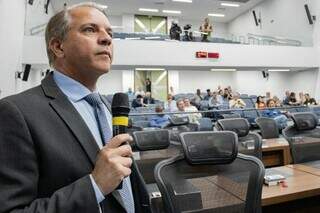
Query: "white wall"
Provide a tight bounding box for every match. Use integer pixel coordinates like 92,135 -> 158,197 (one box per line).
97,70 -> 123,94
0,0 -> 26,98
228,0 -> 314,46
289,69 -> 318,98
178,71 -> 236,93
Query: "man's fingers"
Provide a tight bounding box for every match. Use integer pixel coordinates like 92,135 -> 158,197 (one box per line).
105,134 -> 133,149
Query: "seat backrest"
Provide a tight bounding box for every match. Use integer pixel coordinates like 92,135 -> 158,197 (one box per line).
255,117 -> 280,139
155,131 -> 264,213
199,117 -> 213,131
133,120 -> 150,128
133,129 -> 170,151
291,112 -> 318,131
169,116 -> 189,126
217,118 -> 262,159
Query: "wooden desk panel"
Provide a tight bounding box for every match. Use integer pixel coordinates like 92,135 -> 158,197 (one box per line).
262,138 -> 291,167
262,166 -> 320,206
287,160 -> 320,176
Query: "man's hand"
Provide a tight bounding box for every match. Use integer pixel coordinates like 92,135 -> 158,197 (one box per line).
91,134 -> 133,195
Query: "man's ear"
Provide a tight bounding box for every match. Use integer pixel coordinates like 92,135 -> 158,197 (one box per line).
49,38 -> 64,59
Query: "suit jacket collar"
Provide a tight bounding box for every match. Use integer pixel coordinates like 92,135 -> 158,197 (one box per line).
41,73 -> 99,165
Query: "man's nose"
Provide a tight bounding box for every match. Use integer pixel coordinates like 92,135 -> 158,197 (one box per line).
98,31 -> 112,45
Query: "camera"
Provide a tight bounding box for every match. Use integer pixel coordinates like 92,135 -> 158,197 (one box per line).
170,22 -> 182,40
182,24 -> 194,41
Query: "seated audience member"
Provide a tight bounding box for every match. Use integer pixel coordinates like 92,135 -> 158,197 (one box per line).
255,96 -> 266,109
131,95 -> 146,108
127,87 -> 135,99
224,87 -> 232,100
135,87 -> 145,97
194,89 -> 204,105
229,93 -> 246,109
262,99 -> 288,129
273,96 -> 282,107
298,92 -> 305,105
209,92 -> 220,108
204,89 -> 212,100
199,17 -> 213,42
149,105 -> 170,128
288,92 -> 299,106
164,94 -> 177,112
304,93 -> 317,106
265,91 -> 271,102
216,89 -> 224,104
143,92 -> 155,105
183,98 -> 202,124
283,90 -> 290,105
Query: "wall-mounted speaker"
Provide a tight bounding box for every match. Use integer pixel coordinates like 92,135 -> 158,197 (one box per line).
22,64 -> 31,81
262,70 -> 269,79
304,4 -> 314,25
28,0 -> 34,5
252,10 -> 259,26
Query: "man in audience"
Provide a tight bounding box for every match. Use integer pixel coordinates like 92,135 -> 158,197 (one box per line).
184,98 -> 202,124
204,89 -> 212,100
304,93 -> 317,106
164,94 -> 177,112
149,105 -> 170,128
229,93 -> 246,109
143,91 -> 155,105
262,99 -> 288,129
0,3 -> 149,212
194,89 -> 204,106
209,91 -> 220,108
132,94 -> 146,108
283,90 -> 290,105
127,87 -> 135,99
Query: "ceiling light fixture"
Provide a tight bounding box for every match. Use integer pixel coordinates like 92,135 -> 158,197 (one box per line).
211,68 -> 237,72
136,68 -> 166,71
268,69 -> 291,72
139,8 -> 159,12
163,10 -> 182,14
172,0 -> 192,3
221,3 -> 240,7
208,13 -> 225,17
100,5 -> 108,9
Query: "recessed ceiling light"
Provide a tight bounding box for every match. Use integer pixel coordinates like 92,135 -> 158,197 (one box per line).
268,69 -> 291,72
208,13 -> 225,17
139,8 -> 159,12
172,0 -> 192,3
136,68 -> 166,71
163,10 -> 181,14
100,5 -> 108,9
221,3 -> 240,7
211,68 -> 236,72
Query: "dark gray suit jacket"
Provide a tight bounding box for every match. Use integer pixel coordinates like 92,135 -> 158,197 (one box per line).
0,74 -> 150,213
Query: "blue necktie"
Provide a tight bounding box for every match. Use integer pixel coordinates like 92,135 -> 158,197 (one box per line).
84,93 -> 135,213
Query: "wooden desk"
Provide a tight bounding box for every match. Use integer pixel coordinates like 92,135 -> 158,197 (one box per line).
262,166 -> 320,206
262,138 -> 291,167
287,160 -> 320,176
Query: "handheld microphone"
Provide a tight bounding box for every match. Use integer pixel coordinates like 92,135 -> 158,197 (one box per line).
111,93 -> 130,189
112,93 -> 130,136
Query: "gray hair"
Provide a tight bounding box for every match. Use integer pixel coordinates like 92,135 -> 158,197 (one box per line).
45,2 -> 108,66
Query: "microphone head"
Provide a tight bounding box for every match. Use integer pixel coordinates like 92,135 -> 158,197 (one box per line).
112,93 -> 130,117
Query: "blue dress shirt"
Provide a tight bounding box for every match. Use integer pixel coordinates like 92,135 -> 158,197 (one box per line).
53,71 -> 110,204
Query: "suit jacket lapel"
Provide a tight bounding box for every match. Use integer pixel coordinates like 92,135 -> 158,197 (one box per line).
41,74 -> 99,165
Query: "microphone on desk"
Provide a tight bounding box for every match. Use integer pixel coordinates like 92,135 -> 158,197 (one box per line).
111,92 -> 130,189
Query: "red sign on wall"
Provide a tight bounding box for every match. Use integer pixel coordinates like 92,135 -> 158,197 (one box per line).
196,51 -> 219,59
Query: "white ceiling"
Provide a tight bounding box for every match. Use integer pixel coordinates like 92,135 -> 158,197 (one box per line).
51,0 -> 265,23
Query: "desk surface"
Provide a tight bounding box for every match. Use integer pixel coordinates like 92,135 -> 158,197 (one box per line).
262,166 -> 320,206
287,160 -> 320,176
262,138 -> 289,151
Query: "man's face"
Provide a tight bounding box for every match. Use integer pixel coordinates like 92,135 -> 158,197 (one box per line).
177,101 -> 185,111
61,7 -> 113,77
184,99 -> 190,107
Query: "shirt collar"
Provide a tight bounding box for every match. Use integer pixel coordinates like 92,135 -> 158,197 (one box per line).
53,70 -> 97,102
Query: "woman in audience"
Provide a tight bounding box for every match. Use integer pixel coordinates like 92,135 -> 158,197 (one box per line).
164,94 -> 177,112
255,96 -> 266,109
262,99 -> 288,129
149,105 -> 170,128
304,93 -> 317,106
288,92 -> 299,105
273,96 -> 282,107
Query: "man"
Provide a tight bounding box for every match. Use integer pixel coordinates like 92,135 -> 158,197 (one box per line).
199,18 -> 212,42
132,94 -> 146,108
184,98 -> 202,124
229,93 -> 246,109
149,105 -> 170,128
143,91 -> 155,105
204,89 -> 212,101
0,3 -> 149,213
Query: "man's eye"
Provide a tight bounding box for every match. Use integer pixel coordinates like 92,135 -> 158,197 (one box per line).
108,32 -> 113,38
84,27 -> 95,33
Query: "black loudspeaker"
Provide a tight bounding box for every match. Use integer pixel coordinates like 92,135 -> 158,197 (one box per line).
28,0 -> 34,5
252,10 -> 259,26
304,4 -> 314,25
262,70 -> 269,79
22,64 -> 31,81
